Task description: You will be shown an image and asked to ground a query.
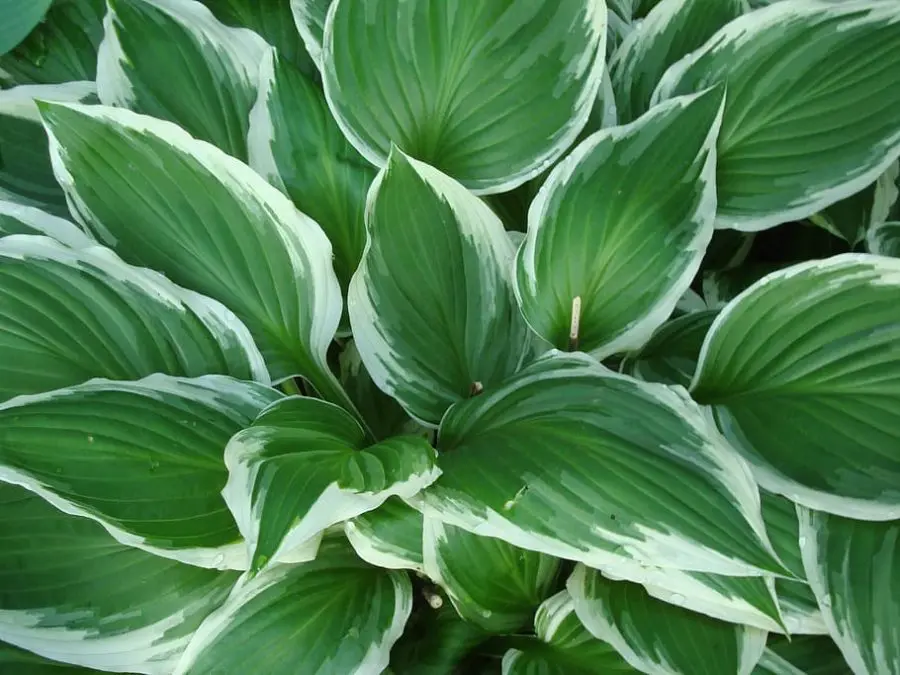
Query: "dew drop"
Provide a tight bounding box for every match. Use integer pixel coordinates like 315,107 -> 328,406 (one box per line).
670,593 -> 686,605
798,536 -> 807,547
86,435 -> 94,444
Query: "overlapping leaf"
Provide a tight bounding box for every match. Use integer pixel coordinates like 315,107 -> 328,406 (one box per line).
345,496 -> 426,573
0,0 -> 52,55
0,202 -> 93,246
290,0 -> 331,70
867,221 -> 900,258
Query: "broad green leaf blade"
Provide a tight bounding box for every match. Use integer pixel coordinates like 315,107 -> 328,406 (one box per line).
389,602 -> 489,675
0,235 -> 269,402
415,351 -> 784,577
514,88 -> 724,358
222,396 -> 439,570
96,0 -> 268,161
0,374 -> 282,569
322,0 -> 608,194
38,101 -> 346,397
248,49 -> 375,311
0,81 -> 94,216
0,482 -> 239,673
653,0 -> 900,232
349,149 -> 531,426
620,310 -> 718,388
569,565 -> 768,675
610,0 -> 743,123
799,509 -> 900,675
0,641 -> 121,675
756,636 -> 853,675
691,254 -> 900,521
173,537 -> 412,675
502,590 -> 638,675
866,221 -> 900,258
423,517 -> 560,633
0,0 -> 105,84
344,496 -> 425,573
290,0 -> 331,70
0,0 -> 52,55
0,202 -> 93,246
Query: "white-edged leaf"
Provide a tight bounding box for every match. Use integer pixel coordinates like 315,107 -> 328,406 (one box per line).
0,374 -> 282,569
753,636 -> 853,675
0,201 -> 93,247
290,0 -> 331,70
866,221 -> 900,258
514,87 -> 724,359
344,496 -> 425,573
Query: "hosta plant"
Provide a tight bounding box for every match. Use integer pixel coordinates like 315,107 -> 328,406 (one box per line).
1,0 -> 899,673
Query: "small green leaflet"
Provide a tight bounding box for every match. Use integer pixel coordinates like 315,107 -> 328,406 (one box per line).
322,0 -> 607,193
569,565 -> 768,675
691,254 -> 900,521
349,149 -> 531,426
0,202 -> 94,246
222,395 -> 439,571
0,482 -> 239,674
867,221 -> 900,258
653,0 -> 900,231
173,537 -> 412,675
423,517 -> 560,633
0,0 -> 52,55
0,235 -> 269,402
415,351 -> 784,577
0,374 -> 281,569
514,87 -> 724,359
97,0 -> 268,160
345,496 -> 426,573
799,509 -> 899,675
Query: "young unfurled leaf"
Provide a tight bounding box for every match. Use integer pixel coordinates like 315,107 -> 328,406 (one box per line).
653,0 -> 900,231
691,254 -> 900,521
0,482 -> 239,673
0,374 -> 281,569
323,0 -> 607,193
514,87 -> 724,358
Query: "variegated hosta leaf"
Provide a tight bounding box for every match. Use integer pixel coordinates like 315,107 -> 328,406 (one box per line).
620,310 -> 718,388
0,641 -> 119,675
691,254 -> 900,521
389,602 -> 490,675
248,49 -> 375,310
322,0 -> 607,194
0,0 -> 51,55
610,0 -> 743,123
754,636 -> 853,675
0,235 -> 269,402
349,149 -> 531,426
345,496 -> 425,573
502,590 -> 638,675
653,0 -> 900,231
415,351 -> 784,577
569,565 -> 768,675
799,509 -> 900,675
0,374 -> 282,569
222,396 -> 439,571
423,517 -> 560,633
867,221 -> 900,258
97,0 -> 268,160
173,537 -> 412,675
0,81 -> 95,216
0,202 -> 93,246
0,0 -> 105,84
514,88 -> 724,359
290,0 -> 331,70
0,482 -> 239,674
38,102 -> 348,401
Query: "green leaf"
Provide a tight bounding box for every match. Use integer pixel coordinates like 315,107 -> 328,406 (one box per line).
173,536 -> 412,675
322,0 -> 608,194
569,565 -> 768,675
290,0 -> 331,70
691,254 -> 900,521
0,81 -> 94,216
96,0 -> 268,160
866,221 -> 900,258
0,202 -> 93,246
756,636 -> 853,675
0,641 -> 121,674
416,351 -> 784,577
349,149 -> 531,426
345,496 -> 425,573
248,49 -> 375,314
620,310 -> 718,388
0,0 -> 105,84
0,482 -> 239,672
389,602 -> 490,675
799,509 -> 900,675
222,395 -> 439,571
702,263 -> 784,311
0,374 -> 281,569
0,0 -> 52,55
38,101 -> 349,405
610,0 -> 743,123
502,590 -> 638,675
0,235 -> 269,402
514,87 -> 724,358
653,0 -> 900,231
423,517 -> 560,633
